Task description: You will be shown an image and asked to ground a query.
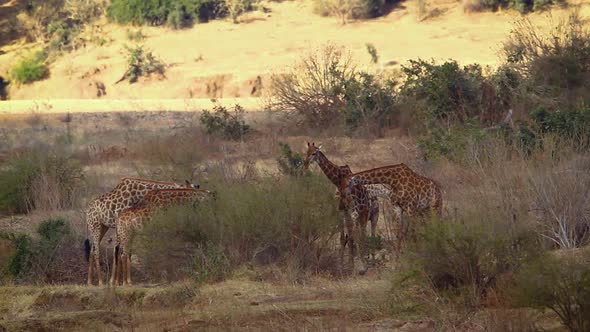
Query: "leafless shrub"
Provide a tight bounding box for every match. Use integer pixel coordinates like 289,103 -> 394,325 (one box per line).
269,44 -> 355,127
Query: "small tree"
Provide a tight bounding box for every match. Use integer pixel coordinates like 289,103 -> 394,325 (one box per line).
269,44 -> 355,127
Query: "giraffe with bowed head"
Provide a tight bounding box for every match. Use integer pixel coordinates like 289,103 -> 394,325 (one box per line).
303,142 -> 383,273
339,163 -> 442,254
111,188 -> 215,286
85,177 -> 199,286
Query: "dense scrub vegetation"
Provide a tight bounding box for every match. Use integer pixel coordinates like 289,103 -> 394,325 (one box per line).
107,0 -> 254,27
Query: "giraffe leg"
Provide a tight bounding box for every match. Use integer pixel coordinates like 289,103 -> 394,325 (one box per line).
120,253 -> 127,286
110,243 -> 120,286
94,225 -> 108,286
126,252 -> 132,285
392,206 -> 403,257
87,250 -> 94,286
339,216 -> 346,275
344,213 -> 355,274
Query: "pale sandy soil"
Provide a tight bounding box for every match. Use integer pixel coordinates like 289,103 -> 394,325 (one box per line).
0,0 -> 588,114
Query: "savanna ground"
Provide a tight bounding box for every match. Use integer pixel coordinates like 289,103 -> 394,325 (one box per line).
2,0 -> 590,331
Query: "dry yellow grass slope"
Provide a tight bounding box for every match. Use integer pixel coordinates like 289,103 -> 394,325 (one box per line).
0,0 -> 588,109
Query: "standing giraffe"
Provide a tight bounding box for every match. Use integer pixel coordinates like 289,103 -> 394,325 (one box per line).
339,164 -> 442,253
112,188 -> 215,286
85,177 -> 199,286
303,142 -> 381,272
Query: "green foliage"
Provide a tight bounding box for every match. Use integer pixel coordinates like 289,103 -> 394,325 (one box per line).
1,218 -> 74,283
400,59 -> 489,123
199,104 -> 250,140
0,149 -> 84,214
37,218 -> 70,243
366,43 -> 379,64
46,19 -> 82,52
417,120 -> 487,161
512,252 -> 590,332
530,106 -> 590,144
313,0 -> 392,22
9,51 -> 48,84
107,0 -> 227,27
119,45 -> 165,84
407,214 -> 539,308
340,72 -> 397,134
194,244 -> 231,283
276,142 -> 305,177
136,175 -> 340,281
2,233 -> 34,280
462,0 -> 562,13
271,44 -> 397,134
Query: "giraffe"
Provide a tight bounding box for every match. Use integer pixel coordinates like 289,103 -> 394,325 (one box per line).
339,163 -> 442,254
303,142 -> 381,273
85,177 -> 199,286
111,188 -> 215,286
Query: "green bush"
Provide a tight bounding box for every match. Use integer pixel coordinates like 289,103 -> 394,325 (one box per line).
1,218 -> 83,284
10,51 -> 49,84
199,104 -> 250,140
512,252 -> 590,332
400,59 -> 499,124
340,72 -> 397,135
1,232 -> 34,281
407,213 -> 539,308
462,0 -> 562,13
117,45 -> 165,84
46,19 -> 82,52
276,142 -> 305,177
0,149 -> 84,214
108,0 -> 227,27
530,106 -> 590,145
136,174 -> 340,282
313,0 -> 393,22
417,119 -> 488,161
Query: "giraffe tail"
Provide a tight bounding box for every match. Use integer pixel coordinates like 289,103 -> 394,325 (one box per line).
84,239 -> 91,262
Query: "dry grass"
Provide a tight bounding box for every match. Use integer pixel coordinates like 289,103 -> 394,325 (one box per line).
0,272 -> 392,330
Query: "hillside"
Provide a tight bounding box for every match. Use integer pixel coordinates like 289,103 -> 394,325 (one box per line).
1,0 -> 588,104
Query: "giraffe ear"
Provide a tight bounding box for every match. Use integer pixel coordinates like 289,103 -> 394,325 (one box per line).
317,144 -> 322,150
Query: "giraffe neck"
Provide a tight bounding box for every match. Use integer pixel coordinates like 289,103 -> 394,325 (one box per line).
314,151 -> 346,186
142,189 -> 209,210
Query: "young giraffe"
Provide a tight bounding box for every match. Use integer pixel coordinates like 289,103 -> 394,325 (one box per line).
339,164 -> 442,253
111,188 -> 215,286
303,142 -> 381,273
85,177 -> 199,286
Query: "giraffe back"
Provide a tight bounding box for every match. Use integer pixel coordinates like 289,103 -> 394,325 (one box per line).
86,177 -> 189,229
341,164 -> 442,215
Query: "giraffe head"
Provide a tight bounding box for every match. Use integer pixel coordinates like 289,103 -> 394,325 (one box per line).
182,179 -> 200,189
303,142 -> 323,169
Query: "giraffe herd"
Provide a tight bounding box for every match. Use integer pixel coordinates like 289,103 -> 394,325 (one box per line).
85,141 -> 442,286
304,142 -> 442,273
